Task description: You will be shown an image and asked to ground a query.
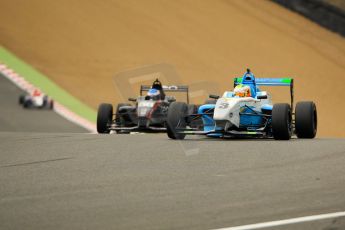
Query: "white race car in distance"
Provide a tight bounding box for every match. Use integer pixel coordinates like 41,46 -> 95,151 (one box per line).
19,89 -> 54,109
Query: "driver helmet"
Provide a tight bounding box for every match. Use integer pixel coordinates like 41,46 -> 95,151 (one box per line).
147,88 -> 161,100
32,89 -> 41,97
152,78 -> 163,90
234,84 -> 251,97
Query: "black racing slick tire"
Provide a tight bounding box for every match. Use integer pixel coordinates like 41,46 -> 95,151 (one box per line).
97,103 -> 113,134
295,101 -> 317,138
19,95 -> 25,105
167,102 -> 188,140
272,103 -> 292,140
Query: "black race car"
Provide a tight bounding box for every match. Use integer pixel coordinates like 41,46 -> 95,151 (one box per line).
97,79 -> 195,134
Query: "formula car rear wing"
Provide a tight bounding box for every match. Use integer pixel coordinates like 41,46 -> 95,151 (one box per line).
234,77 -> 294,111
140,85 -> 190,103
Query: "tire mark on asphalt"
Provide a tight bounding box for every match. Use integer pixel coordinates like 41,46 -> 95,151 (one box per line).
1,157 -> 74,168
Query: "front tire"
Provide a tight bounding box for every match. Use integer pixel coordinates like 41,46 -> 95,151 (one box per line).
272,103 -> 292,140
295,101 -> 317,138
19,95 -> 25,104
167,102 -> 188,139
97,103 -> 113,134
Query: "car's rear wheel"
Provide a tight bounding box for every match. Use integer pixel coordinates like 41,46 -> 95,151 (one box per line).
272,103 -> 292,140
167,102 -> 188,139
97,103 -> 113,134
295,101 -> 317,138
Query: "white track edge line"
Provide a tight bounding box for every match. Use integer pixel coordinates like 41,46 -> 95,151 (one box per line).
213,211 -> 345,230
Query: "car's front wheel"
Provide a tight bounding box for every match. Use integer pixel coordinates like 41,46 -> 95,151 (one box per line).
272,103 -> 292,140
167,102 -> 188,140
19,95 -> 25,105
97,103 -> 113,134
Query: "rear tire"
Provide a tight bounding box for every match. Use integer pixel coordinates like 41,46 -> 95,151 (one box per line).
295,101 -> 317,138
272,103 -> 292,140
167,102 -> 188,139
97,103 -> 113,134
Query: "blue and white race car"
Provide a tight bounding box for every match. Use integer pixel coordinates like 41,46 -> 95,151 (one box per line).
166,69 -> 317,140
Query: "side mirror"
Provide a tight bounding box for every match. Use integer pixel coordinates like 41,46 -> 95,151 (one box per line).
128,97 -> 137,102
209,94 -> 220,99
257,95 -> 268,100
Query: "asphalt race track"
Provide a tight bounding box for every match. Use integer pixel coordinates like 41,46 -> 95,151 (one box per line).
1,132 -> 345,230
0,75 -> 86,133
1,68 -> 345,230
1,0 -> 345,228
